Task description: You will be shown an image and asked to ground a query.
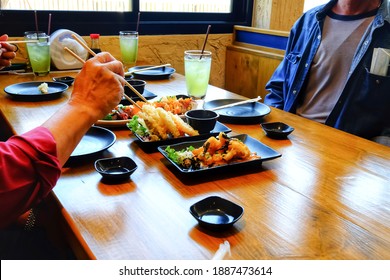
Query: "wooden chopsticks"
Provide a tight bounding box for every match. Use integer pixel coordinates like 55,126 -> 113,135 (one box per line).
64,47 -> 142,110
1,40 -> 39,44
69,34 -> 148,103
208,96 -> 262,111
124,63 -> 171,76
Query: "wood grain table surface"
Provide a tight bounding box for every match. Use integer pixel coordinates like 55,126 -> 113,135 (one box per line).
1,71 -> 389,260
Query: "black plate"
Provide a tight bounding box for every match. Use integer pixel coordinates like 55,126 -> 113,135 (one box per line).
129,65 -> 176,80
132,121 -> 231,152
4,81 -> 68,101
70,126 -> 116,159
158,134 -> 281,174
203,99 -> 271,124
189,196 -> 244,231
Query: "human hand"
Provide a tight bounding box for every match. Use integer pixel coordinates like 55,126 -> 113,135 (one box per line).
69,52 -> 125,120
0,34 -> 17,70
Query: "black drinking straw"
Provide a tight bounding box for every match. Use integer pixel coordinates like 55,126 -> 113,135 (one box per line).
200,25 -> 211,59
136,12 -> 141,33
34,11 -> 39,38
47,13 -> 52,36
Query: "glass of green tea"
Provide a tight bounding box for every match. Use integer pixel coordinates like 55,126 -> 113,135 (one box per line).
25,33 -> 51,76
184,50 -> 212,100
119,31 -> 138,70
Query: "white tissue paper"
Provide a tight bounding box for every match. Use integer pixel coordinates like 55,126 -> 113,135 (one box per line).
212,240 -> 231,260
50,29 -> 89,70
370,48 -> 390,76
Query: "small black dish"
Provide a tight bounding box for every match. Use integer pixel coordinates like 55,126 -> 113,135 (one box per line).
94,156 -> 137,181
52,76 -> 75,86
189,196 -> 244,231
261,122 -> 294,139
124,78 -> 146,95
185,109 -> 219,134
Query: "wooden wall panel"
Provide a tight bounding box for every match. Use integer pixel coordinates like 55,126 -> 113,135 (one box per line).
225,48 -> 260,98
270,0 -> 304,31
10,34 -> 232,89
225,45 -> 284,100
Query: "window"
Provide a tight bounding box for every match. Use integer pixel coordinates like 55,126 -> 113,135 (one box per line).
0,0 -> 252,36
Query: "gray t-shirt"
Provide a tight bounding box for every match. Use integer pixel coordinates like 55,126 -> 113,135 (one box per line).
296,11 -> 375,123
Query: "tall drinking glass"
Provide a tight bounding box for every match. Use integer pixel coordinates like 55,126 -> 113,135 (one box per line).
25,33 -> 51,76
119,31 -> 138,70
24,31 -> 46,71
184,50 -> 212,102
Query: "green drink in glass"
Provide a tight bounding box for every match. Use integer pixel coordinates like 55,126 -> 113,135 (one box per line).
184,50 -> 212,100
119,31 -> 138,70
26,33 -> 50,76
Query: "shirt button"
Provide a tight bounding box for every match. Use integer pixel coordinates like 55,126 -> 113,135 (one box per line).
293,90 -> 297,94
305,63 -> 309,67
317,35 -> 321,40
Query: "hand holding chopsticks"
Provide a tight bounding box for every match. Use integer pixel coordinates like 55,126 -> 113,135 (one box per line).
68,34 -> 148,104
64,47 -> 143,109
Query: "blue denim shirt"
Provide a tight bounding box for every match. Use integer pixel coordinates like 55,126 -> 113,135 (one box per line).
265,0 -> 390,140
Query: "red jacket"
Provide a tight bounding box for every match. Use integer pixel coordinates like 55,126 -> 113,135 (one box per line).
0,127 -> 61,228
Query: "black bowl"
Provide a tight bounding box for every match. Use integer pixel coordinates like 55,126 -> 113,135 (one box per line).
52,76 -> 75,86
261,122 -> 294,139
124,78 -> 146,96
189,196 -> 244,231
185,109 -> 219,134
94,156 -> 137,181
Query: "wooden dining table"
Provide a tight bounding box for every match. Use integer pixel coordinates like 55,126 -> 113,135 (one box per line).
1,71 -> 389,260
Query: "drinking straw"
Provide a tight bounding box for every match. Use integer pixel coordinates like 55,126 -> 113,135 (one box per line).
136,12 -> 141,33
47,13 -> 52,36
64,46 -> 142,109
34,11 -> 39,37
200,25 -> 211,59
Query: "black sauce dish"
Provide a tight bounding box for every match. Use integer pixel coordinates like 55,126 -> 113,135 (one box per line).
94,156 -> 137,181
185,109 -> 219,134
189,196 -> 244,231
124,78 -> 146,95
52,76 -> 75,86
261,122 -> 294,139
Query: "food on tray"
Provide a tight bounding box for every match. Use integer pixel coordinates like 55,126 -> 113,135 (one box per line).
127,104 -> 199,141
164,132 -> 260,170
37,82 -> 48,94
103,104 -> 133,120
103,95 -> 195,121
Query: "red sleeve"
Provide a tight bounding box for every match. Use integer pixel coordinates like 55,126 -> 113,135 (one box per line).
0,126 -> 61,228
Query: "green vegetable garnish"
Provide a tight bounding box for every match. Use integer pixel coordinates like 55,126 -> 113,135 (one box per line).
165,146 -> 195,166
127,116 -> 148,136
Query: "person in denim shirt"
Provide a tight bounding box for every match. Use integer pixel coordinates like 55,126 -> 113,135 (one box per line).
265,0 -> 390,146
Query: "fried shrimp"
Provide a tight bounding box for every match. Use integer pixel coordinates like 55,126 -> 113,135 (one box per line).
130,103 -> 199,140
156,107 -> 181,138
171,114 -> 199,136
191,132 -> 257,168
